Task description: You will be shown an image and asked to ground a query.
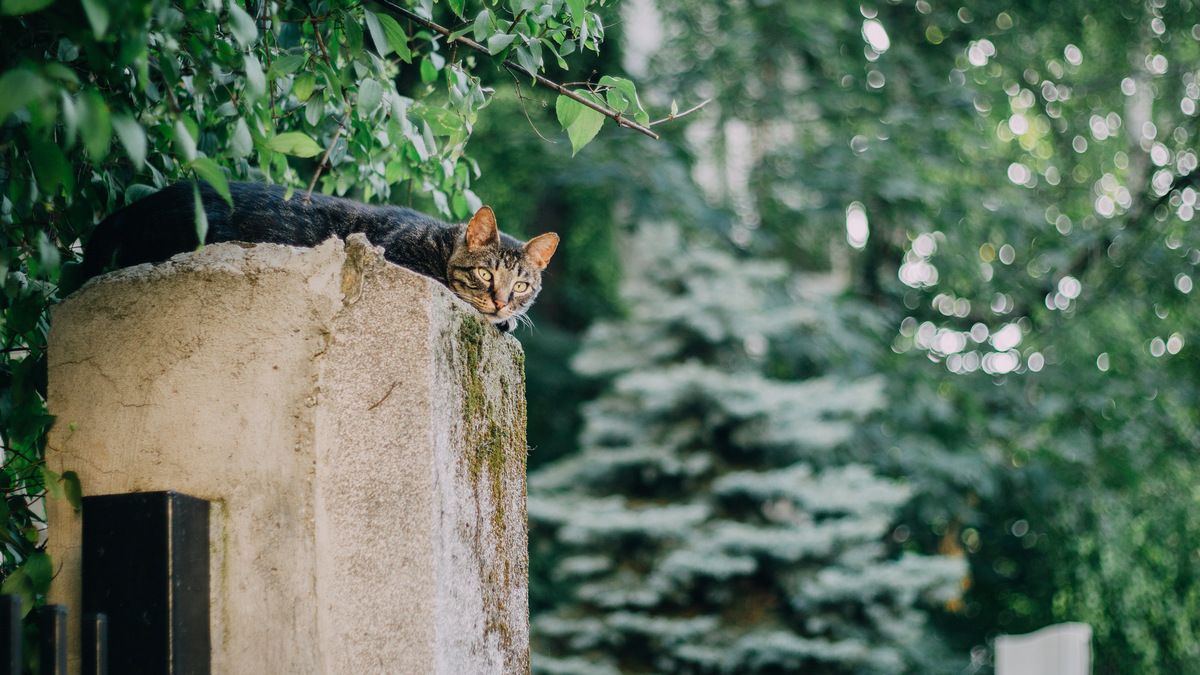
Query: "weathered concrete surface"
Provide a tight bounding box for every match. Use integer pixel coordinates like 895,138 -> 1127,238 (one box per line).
45,235 -> 528,674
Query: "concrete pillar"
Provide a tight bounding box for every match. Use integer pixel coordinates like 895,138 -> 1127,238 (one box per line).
45,235 -> 529,674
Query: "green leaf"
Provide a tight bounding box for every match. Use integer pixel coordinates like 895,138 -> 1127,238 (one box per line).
376,12 -> 412,63
36,231 -> 59,274
193,183 -> 209,247
79,90 -> 112,161
451,192 -> 469,219
317,61 -> 342,101
29,136 -> 73,195
0,569 -> 31,615
604,87 -> 628,113
293,72 -> 317,101
191,158 -> 232,206
62,471 -> 82,511
365,10 -> 411,62
125,183 -> 157,204
357,78 -> 383,119
81,0 -> 109,39
111,115 -> 146,169
424,107 -> 462,136
244,53 -> 266,101
0,0 -> 54,15
487,33 -> 516,55
2,550 -> 52,613
515,45 -> 541,77
305,96 -> 323,126
41,467 -> 63,500
227,2 -> 258,48
268,131 -> 323,157
565,0 -> 586,28
420,58 -> 437,83
60,90 -> 77,146
555,92 -> 605,156
464,188 -> 482,213
173,119 -> 196,162
447,0 -> 464,18
343,14 -> 362,50
24,550 -> 51,592
598,75 -> 649,125
0,69 -> 51,122
546,41 -> 569,70
269,54 -> 306,78
230,117 -> 253,157
364,10 -> 389,57
472,9 -> 491,42
43,62 -> 78,85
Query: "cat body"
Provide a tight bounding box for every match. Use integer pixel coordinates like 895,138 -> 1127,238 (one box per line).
83,182 -> 558,332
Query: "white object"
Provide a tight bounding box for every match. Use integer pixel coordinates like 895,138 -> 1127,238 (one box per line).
996,623 -> 1092,675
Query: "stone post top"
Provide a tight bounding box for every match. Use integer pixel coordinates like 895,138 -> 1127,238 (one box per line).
69,233 -> 520,350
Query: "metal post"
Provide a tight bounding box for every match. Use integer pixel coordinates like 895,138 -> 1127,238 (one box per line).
81,612 -> 107,675
82,491 -> 210,675
34,605 -> 66,675
0,595 -> 19,675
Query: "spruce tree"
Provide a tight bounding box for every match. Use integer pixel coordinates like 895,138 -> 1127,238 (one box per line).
529,223 -> 965,674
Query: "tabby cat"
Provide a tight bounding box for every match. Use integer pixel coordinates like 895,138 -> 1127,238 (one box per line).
82,182 -> 559,332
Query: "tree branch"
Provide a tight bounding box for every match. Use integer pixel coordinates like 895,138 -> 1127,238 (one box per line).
375,0 -> 660,140
650,98 -> 712,127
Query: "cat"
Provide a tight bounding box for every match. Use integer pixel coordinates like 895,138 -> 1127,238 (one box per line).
82,181 -> 559,333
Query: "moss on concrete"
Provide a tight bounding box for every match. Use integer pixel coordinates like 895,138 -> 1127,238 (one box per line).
448,312 -> 527,661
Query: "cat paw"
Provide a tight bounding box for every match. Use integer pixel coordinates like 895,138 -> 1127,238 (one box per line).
496,318 -> 517,333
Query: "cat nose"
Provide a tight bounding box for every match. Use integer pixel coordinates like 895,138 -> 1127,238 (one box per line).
494,298 -> 507,310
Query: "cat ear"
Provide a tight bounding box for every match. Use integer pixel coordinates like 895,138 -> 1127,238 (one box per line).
466,206 -> 500,250
523,232 -> 559,270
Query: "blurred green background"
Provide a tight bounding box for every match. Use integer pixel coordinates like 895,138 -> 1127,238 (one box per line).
469,1 -> 1200,672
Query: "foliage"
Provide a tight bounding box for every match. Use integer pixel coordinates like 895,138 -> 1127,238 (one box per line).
640,0 -> 1200,671
0,0 -> 645,614
529,222 -> 965,674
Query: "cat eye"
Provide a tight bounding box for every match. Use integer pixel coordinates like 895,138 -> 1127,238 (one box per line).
513,281 -> 530,293
476,268 -> 493,282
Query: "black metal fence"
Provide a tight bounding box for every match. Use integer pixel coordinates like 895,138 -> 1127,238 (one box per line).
0,491 -> 210,675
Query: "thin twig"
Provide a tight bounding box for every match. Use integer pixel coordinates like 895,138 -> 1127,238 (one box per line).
305,117 -> 347,201
505,9 -> 527,34
511,73 -> 556,143
650,98 -> 712,126
305,19 -> 351,202
504,9 -> 528,33
263,15 -> 277,121
376,0 -> 660,140
312,16 -> 333,64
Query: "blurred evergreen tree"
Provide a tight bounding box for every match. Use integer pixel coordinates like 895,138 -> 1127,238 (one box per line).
528,223 -> 965,674
641,0 -> 1200,670
470,0 -> 1200,670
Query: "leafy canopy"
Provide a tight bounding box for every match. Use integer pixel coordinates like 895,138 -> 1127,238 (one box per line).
0,0 -> 648,612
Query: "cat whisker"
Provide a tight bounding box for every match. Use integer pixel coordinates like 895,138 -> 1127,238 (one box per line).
516,312 -> 536,333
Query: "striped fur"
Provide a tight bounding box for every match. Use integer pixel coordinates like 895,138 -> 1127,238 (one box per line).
82,182 -> 558,332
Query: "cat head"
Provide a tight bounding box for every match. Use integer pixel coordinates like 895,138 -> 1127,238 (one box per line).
446,206 -> 558,329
